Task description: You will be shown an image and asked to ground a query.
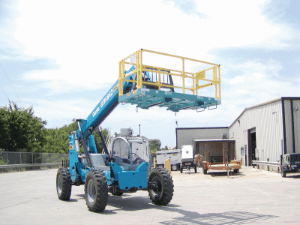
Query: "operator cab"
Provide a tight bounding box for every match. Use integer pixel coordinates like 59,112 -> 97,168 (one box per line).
111,137 -> 145,171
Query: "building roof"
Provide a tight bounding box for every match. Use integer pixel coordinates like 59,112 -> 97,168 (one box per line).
193,139 -> 235,142
229,98 -> 282,128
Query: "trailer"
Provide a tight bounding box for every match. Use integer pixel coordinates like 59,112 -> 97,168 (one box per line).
202,160 -> 241,174
156,149 -> 181,171
200,140 -> 241,174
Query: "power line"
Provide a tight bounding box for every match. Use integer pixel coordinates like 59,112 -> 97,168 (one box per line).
0,85 -> 9,100
0,62 -> 23,105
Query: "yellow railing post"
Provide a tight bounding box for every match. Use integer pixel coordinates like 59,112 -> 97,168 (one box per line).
218,65 -> 221,99
158,69 -> 161,90
182,58 -> 185,94
119,60 -> 124,96
192,74 -> 195,95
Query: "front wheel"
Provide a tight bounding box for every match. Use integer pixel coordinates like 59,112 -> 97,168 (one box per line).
148,168 -> 174,205
56,168 -> 72,200
85,170 -> 108,212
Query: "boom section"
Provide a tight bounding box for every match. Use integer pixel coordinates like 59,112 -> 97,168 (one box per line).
78,67 -> 136,138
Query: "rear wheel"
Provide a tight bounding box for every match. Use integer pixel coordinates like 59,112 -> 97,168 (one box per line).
202,166 -> 207,174
112,188 -> 123,196
148,168 -> 174,205
234,169 -> 239,173
171,165 -> 177,171
112,192 -> 123,196
85,170 -> 108,212
281,167 -> 286,177
56,168 -> 72,200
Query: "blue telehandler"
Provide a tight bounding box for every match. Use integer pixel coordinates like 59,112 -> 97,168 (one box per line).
56,49 -> 221,212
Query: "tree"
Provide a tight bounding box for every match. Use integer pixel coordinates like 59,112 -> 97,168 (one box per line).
162,145 -> 169,150
149,139 -> 161,154
0,101 -> 110,154
41,121 -> 109,154
0,101 -> 47,152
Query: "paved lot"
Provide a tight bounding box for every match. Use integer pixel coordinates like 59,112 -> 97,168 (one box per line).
1,167 -> 300,225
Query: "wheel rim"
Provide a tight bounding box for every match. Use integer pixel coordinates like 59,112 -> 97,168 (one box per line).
150,175 -> 162,198
172,165 -> 177,171
57,175 -> 62,195
87,179 -> 96,203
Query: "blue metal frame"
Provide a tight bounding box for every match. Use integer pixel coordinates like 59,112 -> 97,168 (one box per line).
119,88 -> 221,112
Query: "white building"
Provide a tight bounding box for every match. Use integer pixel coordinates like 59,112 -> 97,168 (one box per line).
176,97 -> 300,171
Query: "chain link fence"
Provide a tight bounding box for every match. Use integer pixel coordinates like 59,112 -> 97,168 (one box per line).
0,151 -> 69,166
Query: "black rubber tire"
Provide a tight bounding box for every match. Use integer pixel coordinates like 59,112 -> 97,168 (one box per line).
84,170 -> 108,212
195,166 -> 197,173
112,191 -> 123,196
234,169 -> 239,173
56,167 -> 72,200
281,168 -> 286,178
203,166 -> 208,174
171,165 -> 177,171
148,168 -> 174,205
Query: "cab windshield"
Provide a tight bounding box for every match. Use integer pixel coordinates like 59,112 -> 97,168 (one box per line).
111,137 -> 145,170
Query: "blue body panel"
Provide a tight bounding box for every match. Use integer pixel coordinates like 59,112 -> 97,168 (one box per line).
106,162 -> 149,190
68,133 -> 95,183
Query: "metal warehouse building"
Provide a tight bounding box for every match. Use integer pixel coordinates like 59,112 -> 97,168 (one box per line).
176,97 -> 300,171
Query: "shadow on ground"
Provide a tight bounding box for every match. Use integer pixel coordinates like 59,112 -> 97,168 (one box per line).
105,195 -> 277,224
207,171 -> 246,178
284,174 -> 300,179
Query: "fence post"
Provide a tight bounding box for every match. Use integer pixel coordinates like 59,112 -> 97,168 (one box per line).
32,152 -> 33,164
20,152 -> 21,164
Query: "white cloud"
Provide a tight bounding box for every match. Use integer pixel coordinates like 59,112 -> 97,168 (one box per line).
2,0 -> 300,147
11,0 -> 293,92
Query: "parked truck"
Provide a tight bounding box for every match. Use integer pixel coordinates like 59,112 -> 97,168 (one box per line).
281,153 -> 300,177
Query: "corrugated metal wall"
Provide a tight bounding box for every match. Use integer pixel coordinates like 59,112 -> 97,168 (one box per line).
229,100 -> 283,166
294,100 -> 300,152
176,127 -> 229,149
176,97 -> 300,171
283,99 -> 300,154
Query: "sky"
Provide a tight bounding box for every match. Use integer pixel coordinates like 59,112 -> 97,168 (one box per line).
1,0 -> 300,148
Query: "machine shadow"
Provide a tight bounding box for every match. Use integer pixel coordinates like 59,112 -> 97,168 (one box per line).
208,171 -> 246,178
107,195 -> 180,211
107,195 -> 277,224
284,174 -> 300,179
159,211 -> 277,225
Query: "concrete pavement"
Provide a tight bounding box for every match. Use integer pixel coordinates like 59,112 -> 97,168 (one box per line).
0,167 -> 300,225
